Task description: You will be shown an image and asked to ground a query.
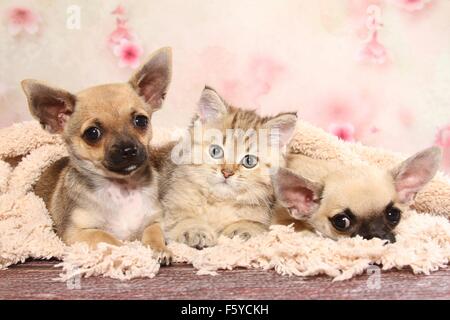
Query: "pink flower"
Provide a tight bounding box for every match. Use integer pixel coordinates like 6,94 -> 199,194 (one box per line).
390,0 -> 432,11
0,82 -> 11,97
398,107 -> 415,127
107,18 -> 134,49
370,126 -> 380,134
248,55 -> 284,99
6,6 -> 41,36
111,5 -> 126,15
357,32 -> 387,64
113,39 -> 143,69
107,5 -> 143,69
435,125 -> 450,172
198,47 -> 285,107
356,5 -> 387,65
328,123 -> 356,142
435,125 -> 450,149
365,4 -> 383,31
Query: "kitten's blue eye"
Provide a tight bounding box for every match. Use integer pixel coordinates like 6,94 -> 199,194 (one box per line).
209,144 -> 224,159
241,154 -> 258,169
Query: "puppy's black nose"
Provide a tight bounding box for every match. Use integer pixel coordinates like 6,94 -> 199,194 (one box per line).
121,145 -> 138,159
105,139 -> 147,175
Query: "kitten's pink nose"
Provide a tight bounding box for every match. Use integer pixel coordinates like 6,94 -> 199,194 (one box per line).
221,169 -> 235,179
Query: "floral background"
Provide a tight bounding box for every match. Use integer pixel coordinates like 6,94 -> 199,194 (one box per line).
0,0 -> 449,172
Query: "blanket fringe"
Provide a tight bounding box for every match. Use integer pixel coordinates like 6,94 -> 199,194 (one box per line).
0,120 -> 449,281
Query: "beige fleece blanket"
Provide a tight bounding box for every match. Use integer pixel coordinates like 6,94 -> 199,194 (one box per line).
0,121 -> 449,281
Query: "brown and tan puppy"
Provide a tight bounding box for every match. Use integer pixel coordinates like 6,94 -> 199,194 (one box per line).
271,147 -> 442,242
21,47 -> 173,264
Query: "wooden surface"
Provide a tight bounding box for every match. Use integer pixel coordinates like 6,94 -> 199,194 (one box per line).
0,260 -> 449,300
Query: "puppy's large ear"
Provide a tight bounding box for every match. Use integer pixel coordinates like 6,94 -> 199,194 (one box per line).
271,167 -> 323,220
129,47 -> 172,111
21,79 -> 76,134
197,86 -> 228,123
391,146 -> 442,203
263,112 -> 297,147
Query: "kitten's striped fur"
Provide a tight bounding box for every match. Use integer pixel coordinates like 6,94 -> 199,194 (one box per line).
159,87 -> 297,249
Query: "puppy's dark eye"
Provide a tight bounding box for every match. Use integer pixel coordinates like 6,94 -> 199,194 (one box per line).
385,205 -> 401,225
83,127 -> 102,142
241,155 -> 258,169
133,115 -> 148,129
330,212 -> 352,231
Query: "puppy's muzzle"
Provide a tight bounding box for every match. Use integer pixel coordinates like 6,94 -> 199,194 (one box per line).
355,224 -> 396,243
105,141 -> 147,175
360,232 -> 396,244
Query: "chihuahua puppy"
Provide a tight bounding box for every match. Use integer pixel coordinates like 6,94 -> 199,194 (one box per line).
21,47 -> 173,263
271,146 -> 442,242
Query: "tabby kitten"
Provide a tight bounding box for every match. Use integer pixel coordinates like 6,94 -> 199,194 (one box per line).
160,87 -> 297,249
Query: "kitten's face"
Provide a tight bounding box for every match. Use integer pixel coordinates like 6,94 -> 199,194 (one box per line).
187,87 -> 297,203
194,112 -> 282,200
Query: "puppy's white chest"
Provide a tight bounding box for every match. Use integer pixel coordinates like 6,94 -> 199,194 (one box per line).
96,184 -> 160,241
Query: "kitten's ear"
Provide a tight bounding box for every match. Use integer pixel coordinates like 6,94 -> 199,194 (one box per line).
197,86 -> 228,123
21,79 -> 76,134
129,47 -> 172,111
391,146 -> 442,203
263,112 -> 297,147
271,168 -> 323,220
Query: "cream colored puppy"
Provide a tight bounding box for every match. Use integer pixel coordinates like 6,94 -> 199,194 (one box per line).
272,147 -> 442,242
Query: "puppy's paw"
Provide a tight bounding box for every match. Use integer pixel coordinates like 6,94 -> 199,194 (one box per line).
91,236 -> 122,250
66,229 -> 122,249
222,222 -> 267,241
90,237 -> 122,256
100,237 -> 123,247
179,228 -> 217,249
154,247 -> 173,266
